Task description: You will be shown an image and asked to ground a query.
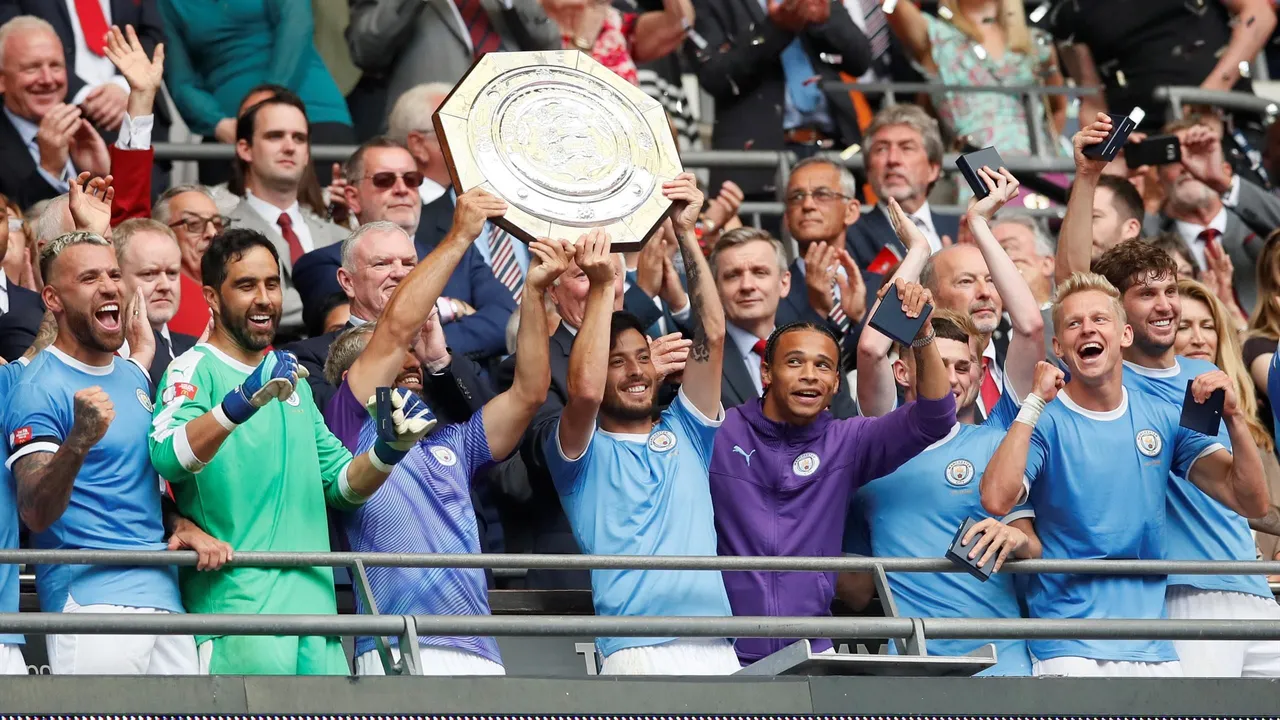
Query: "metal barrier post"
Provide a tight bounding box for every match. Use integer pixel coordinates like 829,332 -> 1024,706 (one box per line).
1024,93 -> 1045,158
351,559 -> 398,676
397,615 -> 424,676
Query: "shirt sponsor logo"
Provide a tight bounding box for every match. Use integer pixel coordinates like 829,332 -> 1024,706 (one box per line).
793,452 -> 820,476
162,383 -> 198,404
732,445 -> 756,466
9,427 -> 31,446
430,446 -> 458,466
945,458 -> 975,487
648,430 -> 677,453
136,388 -> 154,412
1136,429 -> 1163,457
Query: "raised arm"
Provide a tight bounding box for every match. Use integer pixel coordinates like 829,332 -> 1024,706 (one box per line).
557,229 -> 617,460
482,239 -> 570,460
632,0 -> 694,64
346,189 -> 506,404
882,0 -> 932,68
1056,114 -> 1114,285
1200,0 -> 1276,94
856,197 -> 932,417
1185,370 -> 1271,518
968,168 -> 1045,398
666,173 -> 723,418
981,361 -> 1063,516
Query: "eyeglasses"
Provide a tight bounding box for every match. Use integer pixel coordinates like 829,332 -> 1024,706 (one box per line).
784,188 -> 851,206
366,171 -> 425,189
169,214 -> 229,234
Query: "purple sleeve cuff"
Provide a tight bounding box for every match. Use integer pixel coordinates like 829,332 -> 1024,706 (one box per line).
909,392 -> 958,437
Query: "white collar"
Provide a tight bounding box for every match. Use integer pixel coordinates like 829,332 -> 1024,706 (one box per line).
924,422 -> 962,451
725,321 -> 767,358
349,314 -> 371,326
418,176 -> 447,205
1174,206 -> 1229,241
47,345 -> 114,375
910,200 -> 934,228
244,189 -> 302,227
1123,358 -> 1181,378
1059,385 -> 1129,421
3,107 -> 38,146
201,342 -> 259,374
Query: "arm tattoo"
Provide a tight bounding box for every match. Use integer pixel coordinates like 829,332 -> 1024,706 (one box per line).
678,237 -> 711,363
1249,506 -> 1280,538
14,446 -> 89,531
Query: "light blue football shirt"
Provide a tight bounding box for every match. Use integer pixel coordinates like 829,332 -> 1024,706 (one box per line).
0,358 -> 28,646
4,347 -> 182,613
1122,358 -> 1268,597
1023,386 -> 1221,663
338,379 -> 500,664
545,389 -> 733,658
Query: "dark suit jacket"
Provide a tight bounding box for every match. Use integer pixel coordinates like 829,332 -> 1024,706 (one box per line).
0,112 -> 63,210
779,258 -> 867,371
845,205 -> 962,273
148,328 -> 196,392
284,325 -> 345,412
693,0 -> 871,195
0,283 -> 44,361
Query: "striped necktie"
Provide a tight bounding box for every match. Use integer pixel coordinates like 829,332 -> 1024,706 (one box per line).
454,0 -> 502,58
860,0 -> 891,64
487,226 -> 524,302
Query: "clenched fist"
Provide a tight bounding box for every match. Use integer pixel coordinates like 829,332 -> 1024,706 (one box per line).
70,386 -> 115,450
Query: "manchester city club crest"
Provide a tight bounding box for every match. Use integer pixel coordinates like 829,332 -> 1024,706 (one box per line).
1136,429 -> 1163,457
793,452 -> 821,477
285,391 -> 301,407
648,430 -> 677,452
430,446 -> 458,466
135,388 -> 154,412
945,459 -> 975,487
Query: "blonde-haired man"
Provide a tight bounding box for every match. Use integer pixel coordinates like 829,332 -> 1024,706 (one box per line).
981,272 -> 1269,678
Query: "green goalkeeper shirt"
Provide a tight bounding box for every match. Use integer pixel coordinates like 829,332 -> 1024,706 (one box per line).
149,344 -> 364,642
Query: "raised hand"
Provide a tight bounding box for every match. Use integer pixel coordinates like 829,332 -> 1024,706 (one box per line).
703,180 -> 745,232
967,167 -> 1021,221
635,225 -> 669,297
575,228 -> 615,286
219,350 -> 309,426
36,104 -> 81,177
365,387 -> 438,454
885,197 -> 930,255
526,237 -> 572,293
651,331 -> 692,381
803,241 -> 839,316
879,277 -> 934,340
1030,360 -> 1066,403
326,162 -> 351,226
1192,369 -> 1239,418
834,248 -> 867,324
662,172 -> 705,236
767,0 -> 809,32
124,288 -> 155,367
451,188 -> 508,242
962,517 -> 1030,572
414,310 -> 450,370
81,84 -> 128,133
1180,123 -> 1233,194
69,121 -> 111,178
104,25 -> 165,96
69,386 -> 115,451
1073,112 -> 1114,180
69,173 -> 114,235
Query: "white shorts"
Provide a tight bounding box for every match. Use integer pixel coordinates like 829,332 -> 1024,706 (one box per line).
0,643 -> 27,675
1033,656 -> 1183,677
600,638 -> 740,676
355,644 -> 505,676
49,595 -> 199,675
1167,586 -> 1280,677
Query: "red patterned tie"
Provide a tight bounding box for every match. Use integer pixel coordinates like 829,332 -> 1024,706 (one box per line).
74,0 -> 110,56
752,338 -> 768,391
980,356 -> 1000,415
276,213 -> 305,265
453,0 -> 503,58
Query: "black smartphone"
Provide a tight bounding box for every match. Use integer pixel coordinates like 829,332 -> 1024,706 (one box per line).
946,517 -> 993,582
868,285 -> 931,346
1083,107 -> 1146,162
1126,134 -> 1182,169
375,387 -> 396,443
955,146 -> 1007,200
1179,380 -> 1225,437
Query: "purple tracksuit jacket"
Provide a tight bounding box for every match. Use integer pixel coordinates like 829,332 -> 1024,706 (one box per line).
709,393 -> 956,664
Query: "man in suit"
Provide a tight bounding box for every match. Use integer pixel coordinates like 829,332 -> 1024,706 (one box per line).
114,218 -> 196,389
348,0 -> 560,120
709,226 -> 856,417
845,104 -> 960,274
1147,117 -> 1280,313
292,136 -> 516,363
693,0 -> 871,207
0,15 -> 110,209
226,93 -> 347,341
0,196 -> 43,360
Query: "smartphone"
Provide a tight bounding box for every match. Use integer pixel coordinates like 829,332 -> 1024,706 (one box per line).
1179,380 -> 1225,437
375,387 -> 396,443
955,146 -> 1007,200
868,284 -> 931,346
1083,107 -> 1146,162
1125,134 -> 1182,169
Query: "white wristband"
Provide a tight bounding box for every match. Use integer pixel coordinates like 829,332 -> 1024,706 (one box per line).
367,449 -> 395,474
211,404 -> 239,432
1014,393 -> 1047,429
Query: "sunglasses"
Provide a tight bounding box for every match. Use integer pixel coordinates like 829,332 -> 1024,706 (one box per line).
366,171 -> 424,189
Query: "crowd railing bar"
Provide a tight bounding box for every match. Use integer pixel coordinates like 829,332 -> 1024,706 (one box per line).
1,549 -> 1278,575
1154,85 -> 1280,121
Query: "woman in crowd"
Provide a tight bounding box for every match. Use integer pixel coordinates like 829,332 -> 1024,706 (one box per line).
158,0 -> 353,185
1244,231 -> 1280,442
884,0 -> 1065,157
0,194 -> 31,290
542,0 -> 694,85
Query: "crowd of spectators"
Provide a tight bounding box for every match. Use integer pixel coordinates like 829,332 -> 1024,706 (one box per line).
0,0 -> 1277,682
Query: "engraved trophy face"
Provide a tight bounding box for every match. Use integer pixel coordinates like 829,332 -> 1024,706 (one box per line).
434,50 -> 683,251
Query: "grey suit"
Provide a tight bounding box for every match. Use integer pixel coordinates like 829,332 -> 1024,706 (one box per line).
1148,177 -> 1280,313
227,200 -> 348,335
347,0 -> 561,116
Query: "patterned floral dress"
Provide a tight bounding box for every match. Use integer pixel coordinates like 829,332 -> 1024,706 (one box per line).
564,7 -> 640,85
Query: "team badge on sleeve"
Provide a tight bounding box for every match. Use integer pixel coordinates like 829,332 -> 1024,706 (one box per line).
136,388 -> 154,412
1135,429 -> 1163,457
9,427 -> 31,447
162,382 -> 199,404
793,452 -> 820,476
430,446 -> 458,466
945,459 -> 975,487
648,430 -> 677,452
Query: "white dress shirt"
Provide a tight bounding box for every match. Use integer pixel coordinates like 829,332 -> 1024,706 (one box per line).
725,321 -> 768,396
5,107 -> 75,192
63,0 -> 132,106
910,201 -> 943,254
0,273 -> 10,315
244,190 -> 316,255
418,176 -> 448,205
1173,205 -> 1228,272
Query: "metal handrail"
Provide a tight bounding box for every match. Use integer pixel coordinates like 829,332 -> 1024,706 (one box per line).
2,549 -> 1278,575
821,82 -> 1101,98
1154,85 -> 1280,120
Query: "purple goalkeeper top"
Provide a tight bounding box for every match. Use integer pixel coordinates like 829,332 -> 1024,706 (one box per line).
709,393 -> 956,664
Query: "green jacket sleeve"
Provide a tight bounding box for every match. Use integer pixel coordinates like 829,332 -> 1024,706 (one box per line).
265,0 -> 317,92
149,352 -> 216,484
158,0 -> 228,137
